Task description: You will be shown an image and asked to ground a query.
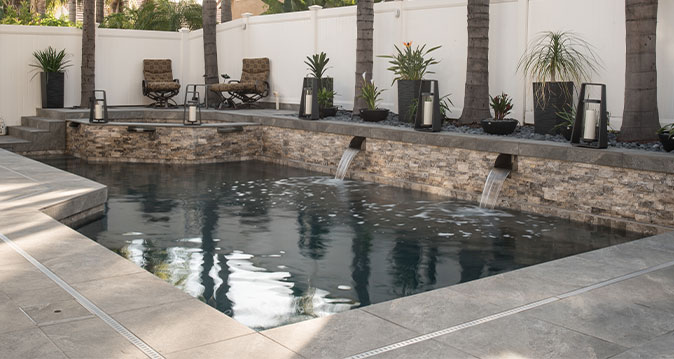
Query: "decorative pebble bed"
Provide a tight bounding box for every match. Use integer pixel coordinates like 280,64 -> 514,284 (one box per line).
312,110 -> 667,153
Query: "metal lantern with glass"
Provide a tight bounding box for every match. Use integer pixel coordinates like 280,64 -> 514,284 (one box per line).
414,80 -> 441,132
89,90 -> 108,123
571,83 -> 607,149
299,77 -> 319,120
183,88 -> 202,126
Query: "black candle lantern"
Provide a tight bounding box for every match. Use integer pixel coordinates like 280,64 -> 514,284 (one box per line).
299,77 -> 319,120
571,83 -> 608,149
89,90 -> 108,123
183,89 -> 202,126
414,80 -> 441,132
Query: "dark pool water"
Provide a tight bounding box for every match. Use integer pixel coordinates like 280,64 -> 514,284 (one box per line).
39,157 -> 639,330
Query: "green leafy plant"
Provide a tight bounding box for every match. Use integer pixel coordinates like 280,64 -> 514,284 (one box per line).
30,46 -> 71,75
317,87 -> 336,109
552,106 -> 576,132
489,93 -> 513,120
439,94 -> 454,119
380,41 -> 441,85
359,73 -> 385,111
305,52 -> 331,79
0,0 -> 74,26
657,123 -> 674,139
100,0 -> 202,31
518,31 -> 601,103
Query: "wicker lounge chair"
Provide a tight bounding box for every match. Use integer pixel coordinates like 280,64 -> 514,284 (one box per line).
209,58 -> 270,109
142,59 -> 180,108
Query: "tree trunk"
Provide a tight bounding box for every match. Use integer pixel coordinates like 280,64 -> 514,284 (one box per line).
68,0 -> 77,23
459,0 -> 491,124
95,0 -> 104,23
80,0 -> 95,108
203,0 -> 220,105
619,0 -> 660,142
36,0 -> 46,15
352,0 -> 374,114
220,0 -> 231,22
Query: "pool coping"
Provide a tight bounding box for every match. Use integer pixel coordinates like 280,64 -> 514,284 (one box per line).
39,107 -> 674,175
2,148 -> 674,358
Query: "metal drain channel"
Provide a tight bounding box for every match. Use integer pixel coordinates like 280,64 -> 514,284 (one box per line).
345,258 -> 674,359
0,233 -> 164,359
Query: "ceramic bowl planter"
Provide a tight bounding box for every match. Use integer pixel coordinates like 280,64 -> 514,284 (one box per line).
319,106 -> 338,118
659,133 -> 674,152
360,109 -> 389,122
481,119 -> 518,135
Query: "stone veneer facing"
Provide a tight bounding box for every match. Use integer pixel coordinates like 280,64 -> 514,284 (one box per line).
66,123 -> 673,235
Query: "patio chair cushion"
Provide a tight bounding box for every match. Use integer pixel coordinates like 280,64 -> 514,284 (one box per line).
210,82 -> 257,93
143,59 -> 174,83
145,81 -> 181,91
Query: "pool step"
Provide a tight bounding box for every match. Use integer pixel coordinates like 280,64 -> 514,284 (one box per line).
0,135 -> 31,152
2,116 -> 66,153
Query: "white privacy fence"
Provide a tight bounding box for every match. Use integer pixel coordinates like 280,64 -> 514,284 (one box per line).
1,0 -> 673,127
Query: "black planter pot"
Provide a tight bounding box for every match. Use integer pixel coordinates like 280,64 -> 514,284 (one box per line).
41,72 -> 65,108
481,118 -> 518,135
561,125 -> 573,141
319,106 -> 338,118
659,133 -> 674,152
397,79 -> 423,123
533,81 -> 573,135
359,109 -> 389,122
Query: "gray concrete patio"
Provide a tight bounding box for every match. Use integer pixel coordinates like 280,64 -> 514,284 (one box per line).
1,148 -> 674,358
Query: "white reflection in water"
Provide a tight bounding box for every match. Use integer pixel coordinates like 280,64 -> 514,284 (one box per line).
225,250 -> 355,329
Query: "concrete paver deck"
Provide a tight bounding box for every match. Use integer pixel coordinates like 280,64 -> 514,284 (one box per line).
1,148 -> 674,358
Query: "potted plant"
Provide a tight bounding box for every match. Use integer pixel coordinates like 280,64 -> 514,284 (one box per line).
553,106 -> 576,141
481,93 -> 518,135
657,124 -> 674,152
359,73 -> 388,122
518,31 -> 600,135
318,88 -> 338,118
304,52 -> 333,105
380,41 -> 440,123
30,46 -> 71,109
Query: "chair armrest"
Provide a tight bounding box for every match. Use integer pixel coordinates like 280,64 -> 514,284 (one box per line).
173,79 -> 180,84
228,79 -> 240,84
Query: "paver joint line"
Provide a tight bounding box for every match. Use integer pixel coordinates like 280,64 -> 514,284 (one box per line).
344,258 -> 674,359
0,232 -> 165,359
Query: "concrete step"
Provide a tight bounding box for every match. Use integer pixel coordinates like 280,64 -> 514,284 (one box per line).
21,116 -> 66,132
0,135 -> 31,152
7,125 -> 65,153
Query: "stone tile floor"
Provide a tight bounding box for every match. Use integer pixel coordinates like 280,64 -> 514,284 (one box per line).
2,148 -> 674,358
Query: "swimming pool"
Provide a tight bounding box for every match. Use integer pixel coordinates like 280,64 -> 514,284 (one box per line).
39,157 -> 640,330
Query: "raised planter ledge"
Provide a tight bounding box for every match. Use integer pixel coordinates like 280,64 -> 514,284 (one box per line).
37,108 -> 674,175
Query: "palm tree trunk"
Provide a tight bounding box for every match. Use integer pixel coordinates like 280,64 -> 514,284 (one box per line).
220,0 -> 231,22
352,0 -> 373,113
203,0 -> 219,105
95,0 -> 104,23
36,0 -> 46,15
68,0 -> 77,23
80,0 -> 95,108
459,0 -> 491,124
619,0 -> 660,142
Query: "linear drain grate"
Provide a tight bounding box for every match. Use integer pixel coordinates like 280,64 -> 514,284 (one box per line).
346,259 -> 674,359
1,233 -> 164,359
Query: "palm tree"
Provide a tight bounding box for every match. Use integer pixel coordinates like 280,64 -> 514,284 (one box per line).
202,0 -> 219,105
95,0 -> 103,22
458,0 -> 490,124
80,0 -> 95,108
619,0 -> 660,142
68,0 -> 76,23
352,0 -> 373,113
220,0 -> 231,22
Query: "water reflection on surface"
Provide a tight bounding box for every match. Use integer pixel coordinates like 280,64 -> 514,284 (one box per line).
38,157 -> 640,330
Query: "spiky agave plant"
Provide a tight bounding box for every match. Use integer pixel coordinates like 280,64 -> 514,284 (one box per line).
517,31 -> 601,104
304,52 -> 330,79
30,46 -> 71,76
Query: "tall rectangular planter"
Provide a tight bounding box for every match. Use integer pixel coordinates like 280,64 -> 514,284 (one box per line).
40,72 -> 65,109
533,81 -> 574,135
397,80 -> 422,123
